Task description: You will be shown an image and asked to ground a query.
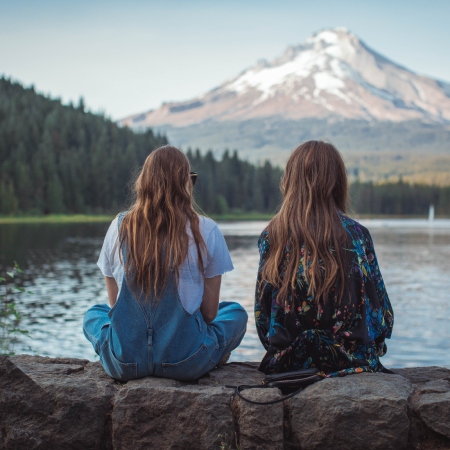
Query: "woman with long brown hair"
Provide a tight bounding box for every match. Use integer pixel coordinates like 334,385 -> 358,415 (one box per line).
255,140 -> 393,376
83,145 -> 247,381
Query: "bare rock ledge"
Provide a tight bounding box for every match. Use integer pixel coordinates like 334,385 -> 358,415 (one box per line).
1,355 -> 450,450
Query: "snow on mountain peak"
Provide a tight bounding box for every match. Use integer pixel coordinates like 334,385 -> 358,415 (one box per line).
225,28 -> 361,104
307,28 -> 347,45
306,27 -> 359,54
120,28 -> 450,129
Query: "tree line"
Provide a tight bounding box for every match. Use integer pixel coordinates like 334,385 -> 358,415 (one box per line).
187,148 -> 282,214
350,180 -> 450,216
0,77 -> 449,217
0,77 -> 283,216
0,78 -> 167,215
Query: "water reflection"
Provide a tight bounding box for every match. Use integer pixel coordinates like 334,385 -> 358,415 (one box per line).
0,219 -> 449,368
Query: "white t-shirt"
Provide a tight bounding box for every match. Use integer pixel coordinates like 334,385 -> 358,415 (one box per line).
97,216 -> 234,313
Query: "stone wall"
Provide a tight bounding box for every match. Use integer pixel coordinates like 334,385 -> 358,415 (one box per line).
1,355 -> 449,449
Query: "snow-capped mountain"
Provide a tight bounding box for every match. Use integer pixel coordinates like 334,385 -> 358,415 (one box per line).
120,28 -> 450,129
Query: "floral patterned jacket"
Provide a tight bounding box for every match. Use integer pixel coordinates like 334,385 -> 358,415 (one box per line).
255,213 -> 394,376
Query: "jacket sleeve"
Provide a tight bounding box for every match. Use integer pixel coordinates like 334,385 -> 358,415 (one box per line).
255,231 -> 272,350
364,229 -> 394,349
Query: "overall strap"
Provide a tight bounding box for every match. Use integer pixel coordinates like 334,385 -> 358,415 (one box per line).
117,212 -> 128,264
117,211 -> 127,229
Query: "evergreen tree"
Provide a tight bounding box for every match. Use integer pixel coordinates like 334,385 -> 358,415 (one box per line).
0,182 -> 19,215
46,174 -> 65,213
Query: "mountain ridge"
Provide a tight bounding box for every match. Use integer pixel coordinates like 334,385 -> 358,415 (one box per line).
120,28 -> 450,129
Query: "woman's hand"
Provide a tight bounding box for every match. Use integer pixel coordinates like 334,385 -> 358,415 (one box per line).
105,276 -> 119,307
201,275 -> 221,324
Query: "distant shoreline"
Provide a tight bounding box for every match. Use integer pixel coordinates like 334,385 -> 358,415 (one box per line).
0,213 -> 448,224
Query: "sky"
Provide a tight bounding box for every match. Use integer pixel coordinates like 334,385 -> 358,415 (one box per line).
1,0 -> 450,120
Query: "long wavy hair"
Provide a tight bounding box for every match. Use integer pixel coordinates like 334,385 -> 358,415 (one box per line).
261,140 -> 349,305
119,145 -> 205,299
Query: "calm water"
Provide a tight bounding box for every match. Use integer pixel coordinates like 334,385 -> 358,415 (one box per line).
1,219 -> 449,369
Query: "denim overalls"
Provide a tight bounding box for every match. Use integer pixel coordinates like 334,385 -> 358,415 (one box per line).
83,214 -> 247,381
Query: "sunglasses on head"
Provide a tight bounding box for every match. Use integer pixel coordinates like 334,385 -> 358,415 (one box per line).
190,172 -> 198,186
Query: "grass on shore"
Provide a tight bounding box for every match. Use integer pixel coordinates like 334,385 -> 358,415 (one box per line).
210,212 -> 273,221
0,214 -> 115,224
0,212 -> 273,224
0,212 -> 445,224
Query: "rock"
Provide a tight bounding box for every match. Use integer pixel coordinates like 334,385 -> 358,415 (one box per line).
393,366 -> 450,385
287,372 -> 413,450
0,356 -> 55,450
112,380 -> 235,450
414,387 -> 450,439
2,355 -> 118,450
198,361 -> 263,387
392,367 -> 450,446
1,356 -> 450,449
232,388 -> 283,450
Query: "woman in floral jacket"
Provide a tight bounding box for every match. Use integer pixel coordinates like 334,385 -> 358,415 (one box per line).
255,141 -> 394,377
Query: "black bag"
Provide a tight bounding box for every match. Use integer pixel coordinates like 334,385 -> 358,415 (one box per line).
226,368 -> 325,405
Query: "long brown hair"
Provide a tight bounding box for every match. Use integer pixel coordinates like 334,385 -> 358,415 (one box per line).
261,140 -> 349,305
119,145 -> 205,299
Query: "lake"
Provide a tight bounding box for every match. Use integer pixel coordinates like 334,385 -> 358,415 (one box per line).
1,218 -> 449,369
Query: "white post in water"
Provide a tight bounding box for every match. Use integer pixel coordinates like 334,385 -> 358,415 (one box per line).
428,204 -> 435,221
